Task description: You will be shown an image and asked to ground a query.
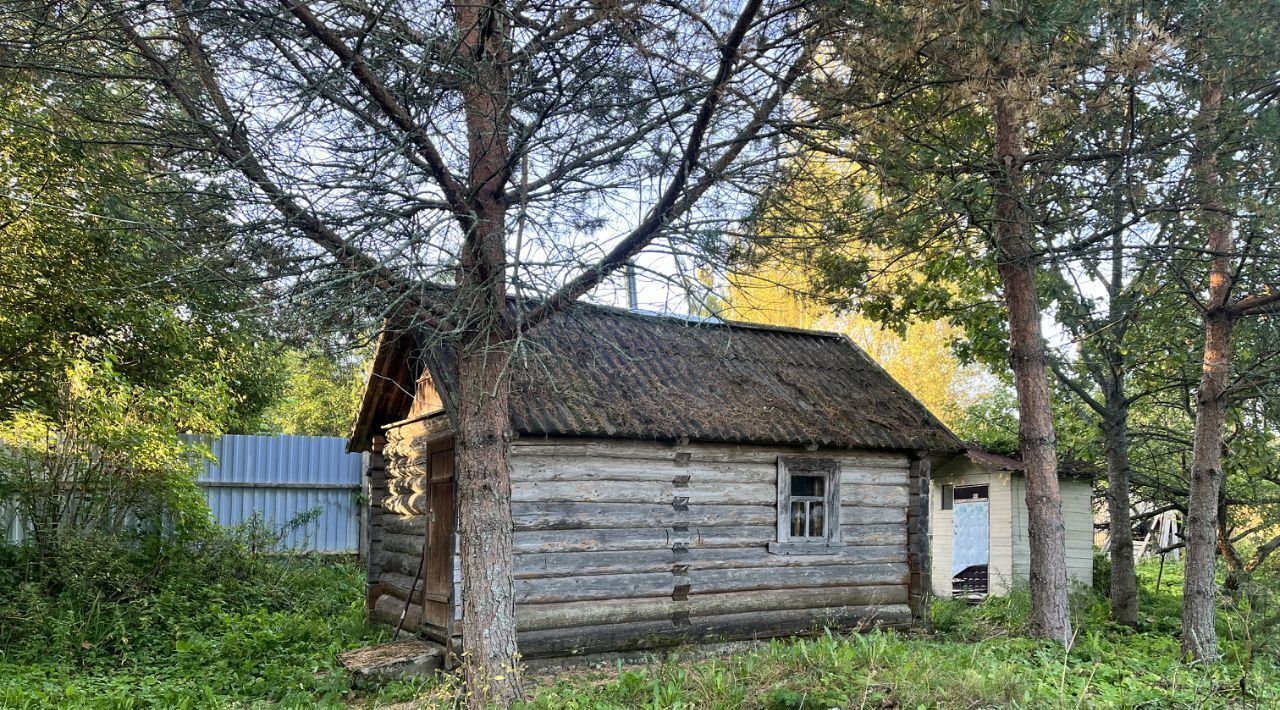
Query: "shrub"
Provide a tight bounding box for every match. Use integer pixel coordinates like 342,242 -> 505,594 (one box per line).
1093,550 -> 1112,597
0,364 -> 219,577
0,517 -> 398,708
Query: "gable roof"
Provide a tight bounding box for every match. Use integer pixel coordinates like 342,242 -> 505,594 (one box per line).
349,302 -> 963,454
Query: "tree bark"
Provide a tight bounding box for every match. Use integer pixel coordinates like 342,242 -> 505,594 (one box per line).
1182,76 -> 1230,664
992,96 -> 1073,645
1102,407 -> 1139,627
1101,141 -> 1139,628
454,337 -> 520,704
453,1 -> 520,702
1216,490 -> 1247,594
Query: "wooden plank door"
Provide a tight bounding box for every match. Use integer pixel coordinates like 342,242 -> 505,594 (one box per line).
422,443 -> 454,630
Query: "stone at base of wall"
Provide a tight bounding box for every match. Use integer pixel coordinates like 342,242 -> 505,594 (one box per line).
523,638 -> 767,675
338,639 -> 444,684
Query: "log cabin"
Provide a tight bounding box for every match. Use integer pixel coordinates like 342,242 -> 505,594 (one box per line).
347,302 -> 963,661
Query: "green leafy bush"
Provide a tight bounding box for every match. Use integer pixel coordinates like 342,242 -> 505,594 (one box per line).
0,362 -> 224,573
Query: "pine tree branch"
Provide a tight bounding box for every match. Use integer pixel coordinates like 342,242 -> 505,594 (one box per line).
276,0 -> 470,216
103,0 -> 450,331
520,0 -> 777,329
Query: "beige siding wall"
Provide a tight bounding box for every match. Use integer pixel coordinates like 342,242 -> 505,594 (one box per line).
1011,475 -> 1030,583
507,437 -> 914,658
929,462 -> 1016,597
932,460 -> 1094,598
1011,476 -> 1094,588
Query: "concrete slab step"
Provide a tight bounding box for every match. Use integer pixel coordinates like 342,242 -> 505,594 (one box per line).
338,639 -> 444,684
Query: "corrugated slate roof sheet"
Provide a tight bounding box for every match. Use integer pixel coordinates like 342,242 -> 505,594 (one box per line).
962,445 -> 1097,480
352,302 -> 962,453
963,447 -> 1025,472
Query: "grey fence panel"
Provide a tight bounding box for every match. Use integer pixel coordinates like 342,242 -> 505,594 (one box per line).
188,435 -> 363,553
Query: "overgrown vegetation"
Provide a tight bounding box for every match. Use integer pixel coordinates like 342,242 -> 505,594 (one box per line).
260,348 -> 368,438
505,562 -> 1280,709
1,549 -> 1276,708
0,526 -> 428,708
3,0 -> 1280,702
0,380 -> 402,707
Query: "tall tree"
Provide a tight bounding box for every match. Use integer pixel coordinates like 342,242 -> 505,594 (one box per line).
989,61 -> 1073,645
6,1 -> 813,701
1049,248 -> 1175,628
0,65 -> 280,431
1157,0 -> 1280,662
1038,9 -> 1183,625
770,0 -> 1114,644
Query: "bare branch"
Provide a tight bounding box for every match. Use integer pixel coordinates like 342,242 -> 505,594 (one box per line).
523,0 -> 789,327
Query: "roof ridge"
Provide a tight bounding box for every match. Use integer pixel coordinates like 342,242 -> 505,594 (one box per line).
564,298 -> 850,340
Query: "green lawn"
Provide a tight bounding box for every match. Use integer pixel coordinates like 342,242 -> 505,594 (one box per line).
2,556 -> 1276,708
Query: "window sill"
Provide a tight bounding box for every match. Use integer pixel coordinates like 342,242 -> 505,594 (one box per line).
767,541 -> 845,555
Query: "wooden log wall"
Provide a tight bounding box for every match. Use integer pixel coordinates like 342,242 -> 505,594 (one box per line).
506,437 -> 914,658
367,429 -> 919,656
907,453 -> 932,624
366,415 -> 460,633
364,438 -> 386,610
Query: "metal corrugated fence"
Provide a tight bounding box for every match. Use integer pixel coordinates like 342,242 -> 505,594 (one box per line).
187,435 -> 363,553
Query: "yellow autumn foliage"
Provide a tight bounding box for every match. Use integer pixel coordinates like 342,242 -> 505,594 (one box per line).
727,267 -> 983,428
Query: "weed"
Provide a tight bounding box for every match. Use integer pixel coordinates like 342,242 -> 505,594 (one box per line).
0,528 -> 395,708
503,560 -> 1280,710
4,548 -> 1279,710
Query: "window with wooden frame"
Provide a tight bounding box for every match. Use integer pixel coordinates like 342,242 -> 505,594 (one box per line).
770,457 -> 841,553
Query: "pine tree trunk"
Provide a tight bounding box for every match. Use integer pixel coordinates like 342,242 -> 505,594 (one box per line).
1100,157 -> 1138,628
452,204 -> 520,706
1184,308 -> 1231,660
454,338 -> 521,704
452,1 -> 520,702
992,96 -> 1073,645
1182,76 -> 1230,664
1102,408 -> 1138,627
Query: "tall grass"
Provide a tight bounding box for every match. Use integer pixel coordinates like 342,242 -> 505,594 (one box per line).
3,545 -> 1277,708
0,522 -> 421,709
507,562 -> 1280,710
